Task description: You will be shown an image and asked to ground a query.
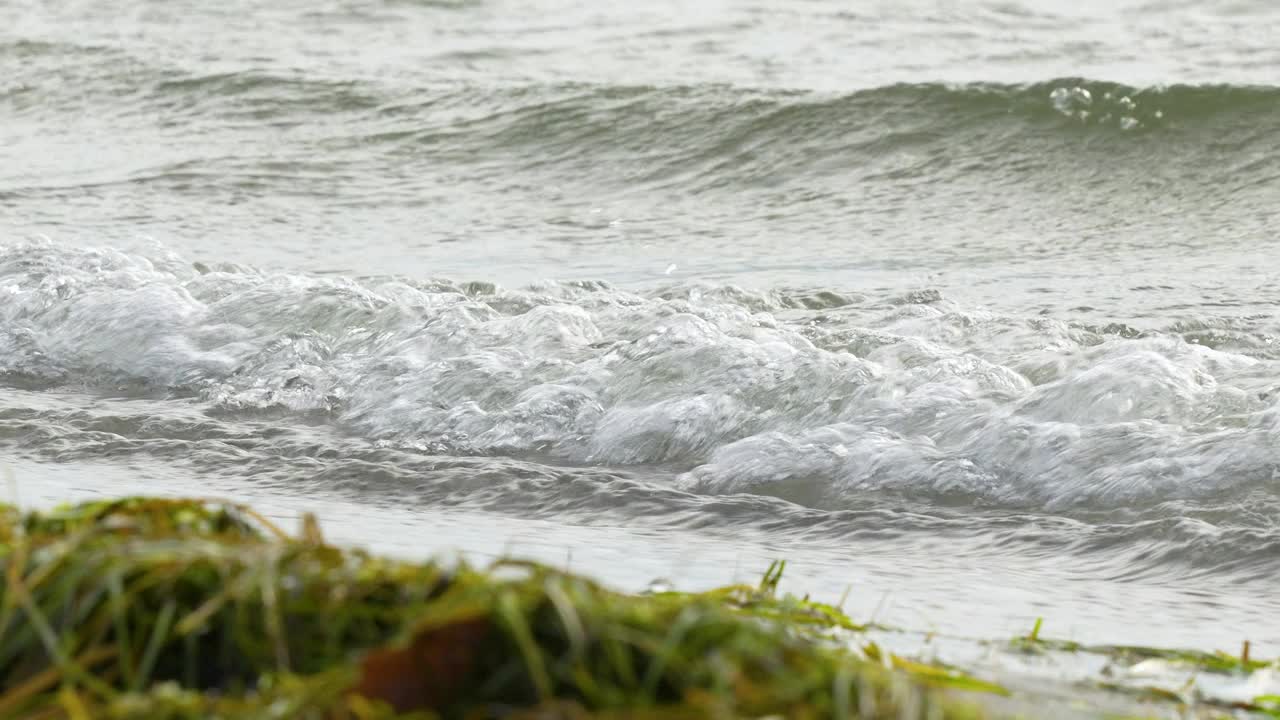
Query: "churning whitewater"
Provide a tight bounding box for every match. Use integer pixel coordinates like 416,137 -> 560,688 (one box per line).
2,240 -> 1278,585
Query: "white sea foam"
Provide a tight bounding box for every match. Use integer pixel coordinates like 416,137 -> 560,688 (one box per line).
3,240 -> 1279,513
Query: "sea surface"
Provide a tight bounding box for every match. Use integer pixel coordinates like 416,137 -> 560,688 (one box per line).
3,0 -> 1279,653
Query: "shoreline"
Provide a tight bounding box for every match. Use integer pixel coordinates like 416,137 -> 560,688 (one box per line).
2,496 -> 1275,719
8,453 -> 1277,657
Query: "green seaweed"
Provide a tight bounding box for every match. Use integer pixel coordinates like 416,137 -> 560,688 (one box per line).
3,496 -> 1271,719
0,497 -> 994,719
1010,618 -> 1271,675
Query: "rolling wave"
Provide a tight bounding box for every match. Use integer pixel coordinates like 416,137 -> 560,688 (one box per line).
3,385 -> 1278,584
3,241 -> 1279,528
8,66 -> 1278,205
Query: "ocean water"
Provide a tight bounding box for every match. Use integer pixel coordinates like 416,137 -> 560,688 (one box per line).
3,0 -> 1279,652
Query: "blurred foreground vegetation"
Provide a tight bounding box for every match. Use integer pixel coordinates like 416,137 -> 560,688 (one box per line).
0,498 -> 1273,719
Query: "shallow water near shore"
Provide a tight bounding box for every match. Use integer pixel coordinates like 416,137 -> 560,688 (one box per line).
3,0 -> 1280,671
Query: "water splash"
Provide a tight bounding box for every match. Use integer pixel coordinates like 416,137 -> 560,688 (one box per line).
4,240 -> 1280,518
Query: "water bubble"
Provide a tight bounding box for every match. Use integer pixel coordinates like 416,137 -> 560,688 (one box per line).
1050,86 -> 1094,120
1050,87 -> 1071,114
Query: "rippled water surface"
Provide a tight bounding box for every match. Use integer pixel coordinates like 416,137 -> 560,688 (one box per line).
3,0 -> 1279,651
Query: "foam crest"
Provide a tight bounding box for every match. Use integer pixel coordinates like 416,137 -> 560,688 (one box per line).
4,241 -> 1280,514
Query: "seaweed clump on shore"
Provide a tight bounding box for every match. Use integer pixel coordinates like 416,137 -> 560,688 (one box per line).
0,497 -> 985,719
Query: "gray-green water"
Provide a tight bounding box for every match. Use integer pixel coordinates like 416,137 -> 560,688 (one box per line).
3,0 -> 1279,654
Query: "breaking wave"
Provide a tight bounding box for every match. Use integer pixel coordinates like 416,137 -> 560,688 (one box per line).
4,241 -> 1280,524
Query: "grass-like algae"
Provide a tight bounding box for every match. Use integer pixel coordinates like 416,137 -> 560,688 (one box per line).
0,497 -> 1273,719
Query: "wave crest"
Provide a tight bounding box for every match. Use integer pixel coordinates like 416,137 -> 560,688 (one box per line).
4,241 -> 1280,517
